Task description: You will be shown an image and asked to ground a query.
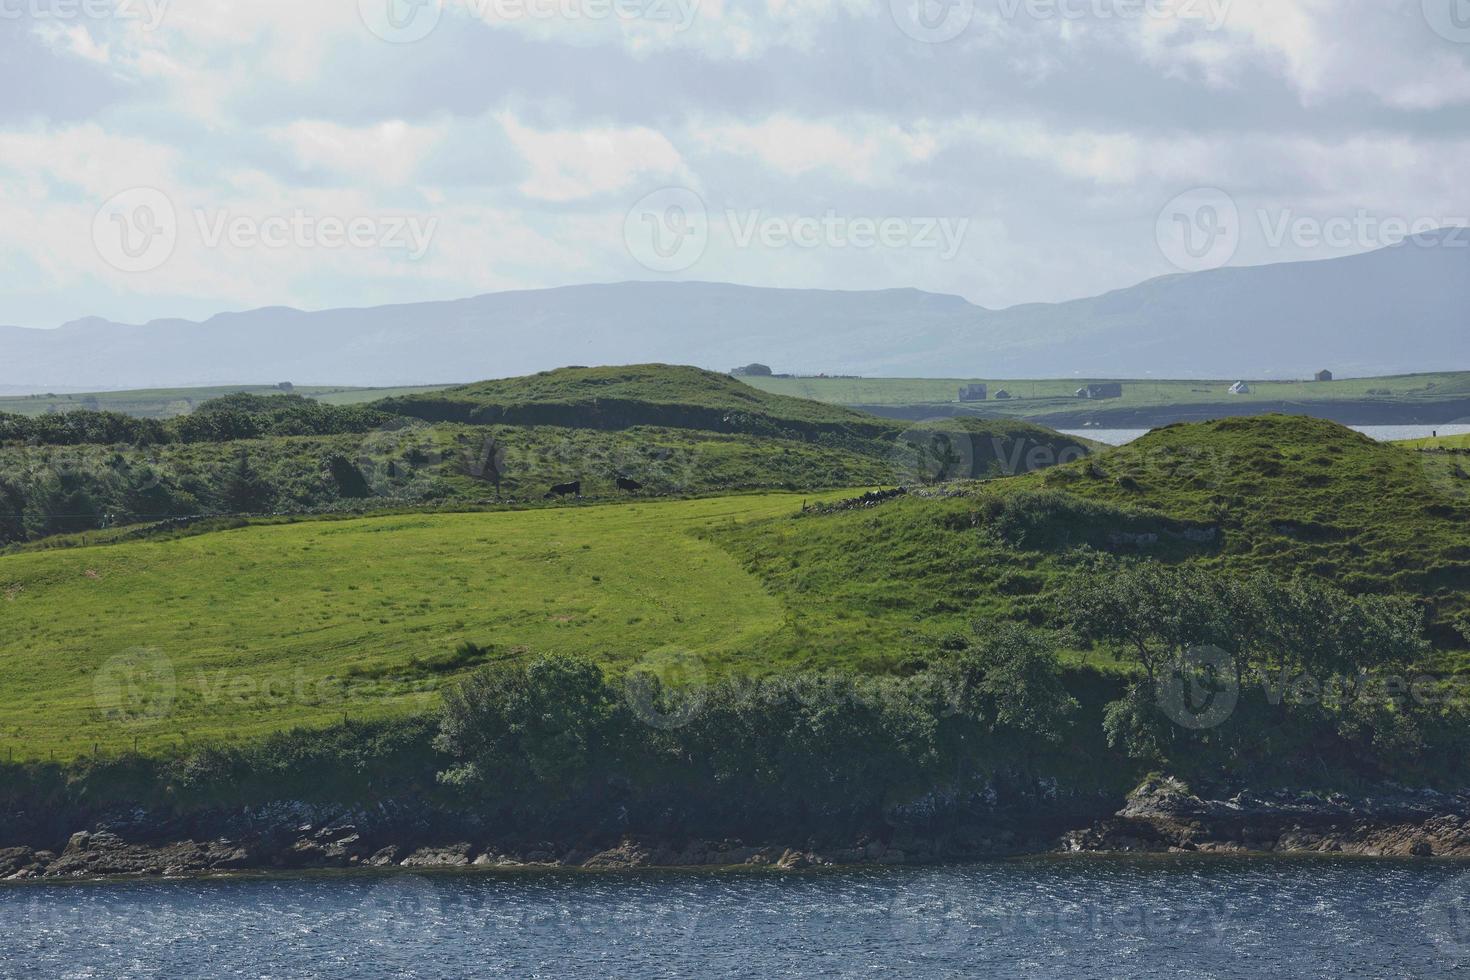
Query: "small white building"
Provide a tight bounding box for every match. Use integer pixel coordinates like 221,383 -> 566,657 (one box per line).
1229,381 -> 1252,395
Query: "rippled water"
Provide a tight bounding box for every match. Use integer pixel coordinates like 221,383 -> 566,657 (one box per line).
4,858 -> 1470,978
1063,423 -> 1470,447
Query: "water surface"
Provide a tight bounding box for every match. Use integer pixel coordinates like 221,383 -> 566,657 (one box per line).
1064,423 -> 1470,447
3,858 -> 1468,978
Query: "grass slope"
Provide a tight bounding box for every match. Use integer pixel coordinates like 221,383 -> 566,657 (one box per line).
0,492 -> 855,760
710,416 -> 1470,671
1038,416 -> 1470,623
379,364 -> 898,437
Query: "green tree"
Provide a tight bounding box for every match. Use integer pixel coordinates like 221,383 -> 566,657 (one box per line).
216,449 -> 274,514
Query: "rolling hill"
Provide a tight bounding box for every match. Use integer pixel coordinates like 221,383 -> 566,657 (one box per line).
377,364 -> 897,439
2,233 -> 1467,389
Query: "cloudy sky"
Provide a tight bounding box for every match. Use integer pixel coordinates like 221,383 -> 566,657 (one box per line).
3,0 -> 1468,328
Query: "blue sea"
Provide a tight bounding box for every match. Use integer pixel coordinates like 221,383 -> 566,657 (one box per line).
3,857 -> 1468,978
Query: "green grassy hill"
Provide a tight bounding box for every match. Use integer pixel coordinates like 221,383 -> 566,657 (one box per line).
0,492 -> 857,760
708,416 -> 1470,668
379,364 -> 898,438
1038,416 -> 1470,619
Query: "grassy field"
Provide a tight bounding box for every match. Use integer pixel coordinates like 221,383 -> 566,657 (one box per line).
0,491 -> 862,761
742,372 -> 1470,423
0,384 -> 451,419
1399,434 -> 1470,450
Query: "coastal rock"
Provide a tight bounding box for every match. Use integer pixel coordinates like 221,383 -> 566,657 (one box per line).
582,841 -> 652,869
1062,777 -> 1470,857
400,843 -> 474,868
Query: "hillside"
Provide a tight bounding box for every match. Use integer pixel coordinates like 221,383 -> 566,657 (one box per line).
709,416 -> 1470,664
377,364 -> 899,439
0,493 -> 853,760
3,236 -> 1467,390
1038,415 -> 1470,621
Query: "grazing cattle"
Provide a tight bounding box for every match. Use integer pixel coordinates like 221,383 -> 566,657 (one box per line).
545,481 -> 581,499
616,476 -> 643,493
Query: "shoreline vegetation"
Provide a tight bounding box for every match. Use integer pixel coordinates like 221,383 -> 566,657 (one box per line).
3,366 -> 1470,881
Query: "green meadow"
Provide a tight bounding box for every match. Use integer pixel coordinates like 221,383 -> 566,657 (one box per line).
0,491 -> 853,760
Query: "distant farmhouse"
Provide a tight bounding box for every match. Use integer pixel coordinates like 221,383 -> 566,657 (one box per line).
1315,369 -> 1334,382
1229,381 -> 1252,395
959,384 -> 988,402
1076,383 -> 1123,400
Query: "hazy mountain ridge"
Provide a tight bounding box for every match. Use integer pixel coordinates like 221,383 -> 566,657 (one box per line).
3,236 -> 1466,390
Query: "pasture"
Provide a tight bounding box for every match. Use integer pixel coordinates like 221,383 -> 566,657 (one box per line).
0,491 -> 852,761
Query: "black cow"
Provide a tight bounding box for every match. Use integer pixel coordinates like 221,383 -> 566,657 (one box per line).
616,476 -> 643,493
545,481 -> 581,499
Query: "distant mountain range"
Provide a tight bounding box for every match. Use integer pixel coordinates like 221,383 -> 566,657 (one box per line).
3,232 -> 1466,391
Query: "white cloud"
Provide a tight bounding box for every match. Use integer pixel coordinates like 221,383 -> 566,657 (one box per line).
498,113 -> 688,201
691,115 -> 940,184
269,119 -> 450,187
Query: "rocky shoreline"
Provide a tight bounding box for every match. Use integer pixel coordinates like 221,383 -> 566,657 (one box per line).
1062,777 -> 1470,859
5,780 -> 1470,882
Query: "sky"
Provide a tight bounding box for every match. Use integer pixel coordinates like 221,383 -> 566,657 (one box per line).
2,0 -> 1469,328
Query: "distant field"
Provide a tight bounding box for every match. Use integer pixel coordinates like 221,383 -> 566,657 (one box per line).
0,384 -> 453,419
0,491 -> 853,760
1399,433 -> 1470,450
742,372 -> 1470,423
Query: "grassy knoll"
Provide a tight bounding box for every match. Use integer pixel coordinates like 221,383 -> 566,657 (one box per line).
0,385 -> 451,420
380,364 -> 898,437
710,416 -> 1470,670
743,371 -> 1470,425
0,491 -> 857,761
1038,416 -> 1470,622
